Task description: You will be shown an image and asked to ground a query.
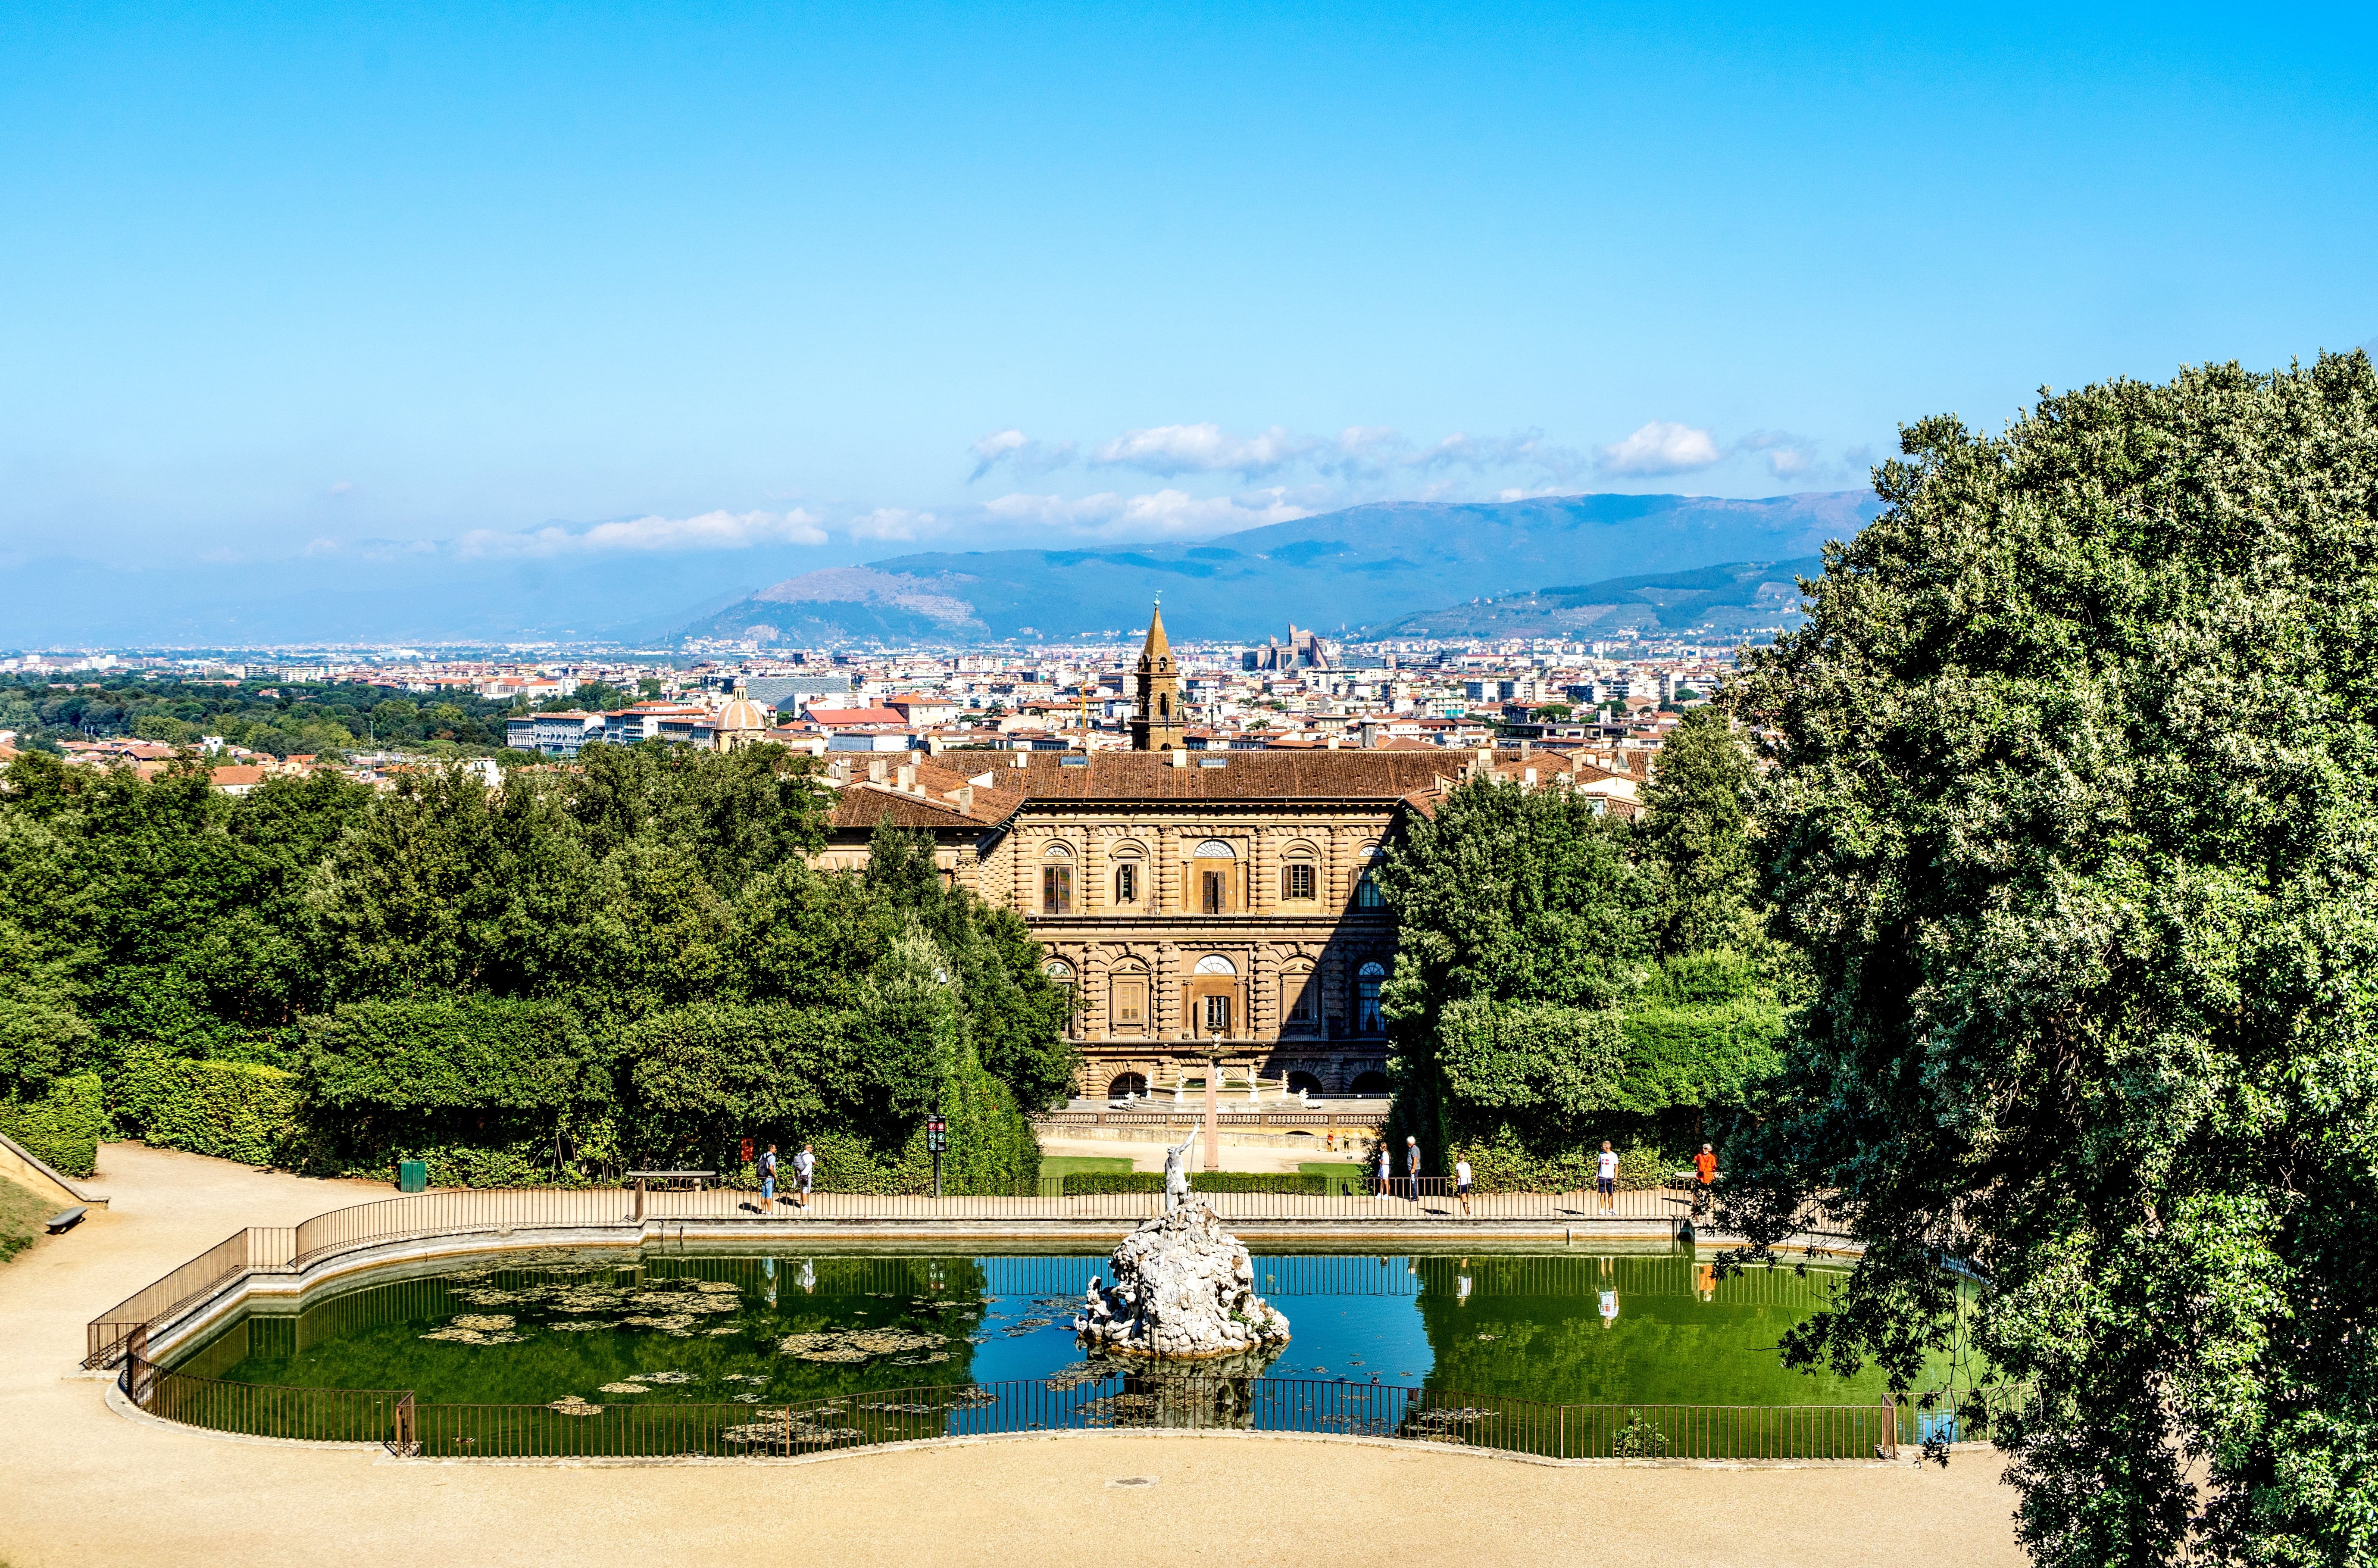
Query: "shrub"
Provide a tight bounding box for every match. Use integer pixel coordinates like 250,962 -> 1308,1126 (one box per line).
1061,1172 -> 1327,1196
118,1052 -> 303,1168
0,1072 -> 106,1179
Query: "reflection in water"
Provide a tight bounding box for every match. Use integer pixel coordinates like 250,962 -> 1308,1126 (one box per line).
178,1246 -> 1921,1412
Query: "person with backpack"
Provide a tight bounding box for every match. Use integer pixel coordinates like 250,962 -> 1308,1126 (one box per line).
793,1142 -> 816,1209
758,1143 -> 778,1216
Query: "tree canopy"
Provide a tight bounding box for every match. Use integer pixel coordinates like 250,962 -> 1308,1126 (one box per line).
1722,353 -> 2378,1568
0,742 -> 1074,1191
1376,753 -> 1784,1189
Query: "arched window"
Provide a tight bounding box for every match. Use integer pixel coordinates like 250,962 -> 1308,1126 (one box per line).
1109,840 -> 1145,908
1193,954 -> 1237,976
1106,1072 -> 1149,1100
1357,961 -> 1386,1034
1286,1071 -> 1325,1096
1350,1069 -> 1391,1096
1045,959 -> 1077,1036
1194,840 -> 1236,913
1278,841 -> 1317,903
1041,843 -> 1073,914
1159,693 -> 1170,717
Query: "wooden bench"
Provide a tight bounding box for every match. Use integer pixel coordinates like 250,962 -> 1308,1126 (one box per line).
45,1206 -> 86,1234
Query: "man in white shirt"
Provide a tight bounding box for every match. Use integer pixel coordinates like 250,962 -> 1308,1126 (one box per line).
792,1142 -> 816,1209
1596,1141 -> 1619,1215
1454,1156 -> 1474,1216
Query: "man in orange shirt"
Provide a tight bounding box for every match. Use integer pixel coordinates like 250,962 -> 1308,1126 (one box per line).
1693,1143 -> 1718,1217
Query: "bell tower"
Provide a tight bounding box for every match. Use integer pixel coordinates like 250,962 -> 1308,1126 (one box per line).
1131,600 -> 1184,751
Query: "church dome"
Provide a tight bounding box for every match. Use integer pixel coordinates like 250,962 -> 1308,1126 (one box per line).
717,695 -> 770,733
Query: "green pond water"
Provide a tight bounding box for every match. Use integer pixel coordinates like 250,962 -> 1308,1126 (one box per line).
177,1246 -> 1933,1412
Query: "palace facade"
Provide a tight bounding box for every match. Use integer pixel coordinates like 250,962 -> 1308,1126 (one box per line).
813,605 -> 1634,1098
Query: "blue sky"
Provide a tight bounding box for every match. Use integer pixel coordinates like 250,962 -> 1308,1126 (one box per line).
3,2 -> 2374,603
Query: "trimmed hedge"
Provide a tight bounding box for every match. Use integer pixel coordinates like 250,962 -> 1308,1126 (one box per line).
119,1053 -> 304,1168
1445,1125 -> 1678,1193
0,1071 -> 106,1179
1061,1172 -> 1329,1196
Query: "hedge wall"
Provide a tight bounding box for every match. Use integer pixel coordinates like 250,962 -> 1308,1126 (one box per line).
1060,1172 -> 1330,1196
118,1053 -> 305,1168
0,1072 -> 106,1180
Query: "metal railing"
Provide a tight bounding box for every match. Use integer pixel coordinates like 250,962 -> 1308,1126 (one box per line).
84,1180 -> 1698,1368
125,1353 -> 409,1447
120,1352 -> 1982,1463
1035,1110 -> 1385,1128
86,1227 -> 297,1369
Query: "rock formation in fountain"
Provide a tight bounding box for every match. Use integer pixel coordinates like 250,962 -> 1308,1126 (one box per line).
1074,1199 -> 1291,1366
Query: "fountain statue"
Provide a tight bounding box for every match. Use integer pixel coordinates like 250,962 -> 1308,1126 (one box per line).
1073,1189 -> 1291,1371
1161,1127 -> 1196,1214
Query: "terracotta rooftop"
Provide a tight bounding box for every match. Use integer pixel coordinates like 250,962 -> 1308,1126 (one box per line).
998,750 -> 1464,802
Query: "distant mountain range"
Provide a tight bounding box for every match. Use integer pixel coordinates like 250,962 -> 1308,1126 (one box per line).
678,490 -> 1876,646
1368,556 -> 1826,640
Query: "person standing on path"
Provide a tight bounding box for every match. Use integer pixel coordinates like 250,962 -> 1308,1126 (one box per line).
1596,1141 -> 1619,1215
794,1142 -> 816,1209
1693,1143 -> 1719,1217
1454,1156 -> 1473,1216
1404,1135 -> 1423,1202
1375,1143 -> 1392,1198
759,1143 -> 778,1216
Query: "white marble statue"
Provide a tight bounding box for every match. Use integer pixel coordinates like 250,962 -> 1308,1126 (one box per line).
1073,1199 -> 1291,1362
1162,1127 -> 1197,1214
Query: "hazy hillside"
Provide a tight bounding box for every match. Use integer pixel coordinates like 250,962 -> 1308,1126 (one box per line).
681,490 -> 1877,645
1368,556 -> 1825,640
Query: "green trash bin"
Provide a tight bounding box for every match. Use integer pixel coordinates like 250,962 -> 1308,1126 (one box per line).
397,1159 -> 428,1194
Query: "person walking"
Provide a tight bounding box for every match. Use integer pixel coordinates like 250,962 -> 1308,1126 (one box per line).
1693,1142 -> 1719,1217
1375,1143 -> 1392,1198
758,1143 -> 778,1216
1404,1135 -> 1422,1202
1596,1141 -> 1618,1215
794,1141 -> 816,1209
1454,1156 -> 1473,1217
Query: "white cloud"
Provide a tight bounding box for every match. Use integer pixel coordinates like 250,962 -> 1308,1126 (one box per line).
1736,430 -> 1831,482
983,487 -> 1310,537
967,429 -> 1076,482
327,480 -> 354,497
1597,422 -> 1724,477
1091,423 -> 1315,478
455,509 -> 827,559
849,508 -> 939,542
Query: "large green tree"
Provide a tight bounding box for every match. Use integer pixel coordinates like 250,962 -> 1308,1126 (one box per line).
1637,706 -> 1761,955
0,741 -> 1072,1191
1722,354 -> 2378,1568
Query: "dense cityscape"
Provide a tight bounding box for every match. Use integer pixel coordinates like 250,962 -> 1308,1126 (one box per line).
0,623 -> 1745,787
